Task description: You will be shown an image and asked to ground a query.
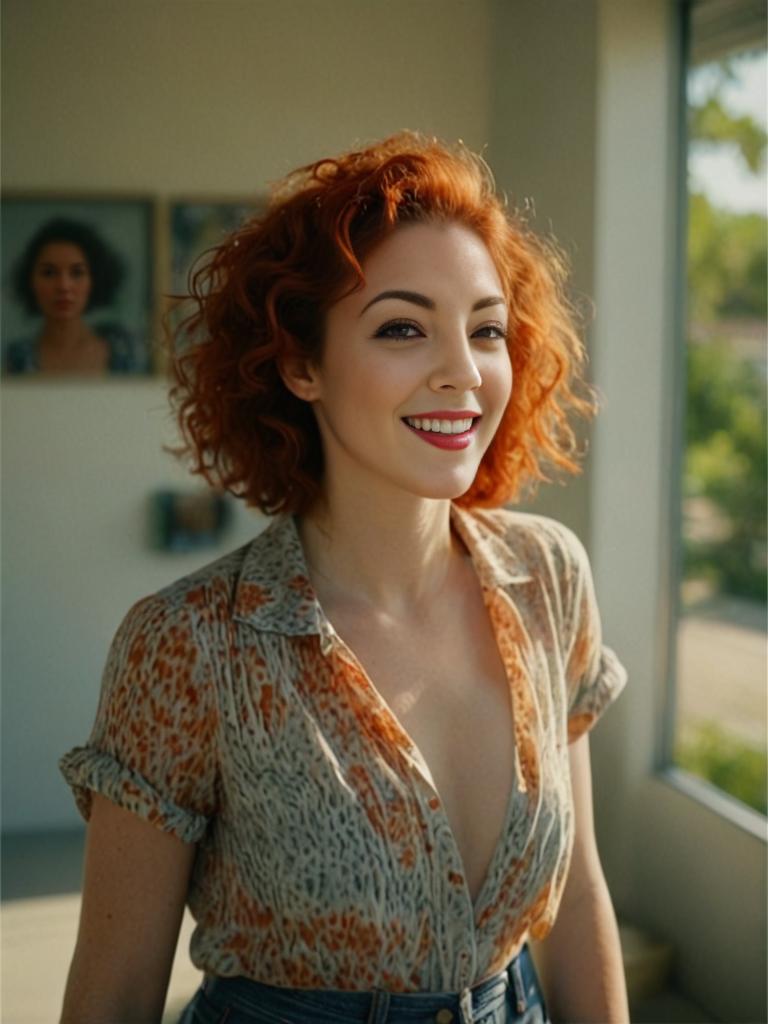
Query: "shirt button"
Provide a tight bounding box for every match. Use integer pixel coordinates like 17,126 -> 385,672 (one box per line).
435,1011 -> 454,1024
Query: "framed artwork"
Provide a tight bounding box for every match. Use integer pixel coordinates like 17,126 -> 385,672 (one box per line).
169,198 -> 259,298
1,194 -> 155,377
149,488 -> 233,553
157,198 -> 261,367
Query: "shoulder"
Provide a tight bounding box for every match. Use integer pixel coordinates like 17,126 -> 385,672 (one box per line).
462,504 -> 590,584
116,513 -> 309,648
116,538 -> 261,647
4,335 -> 38,373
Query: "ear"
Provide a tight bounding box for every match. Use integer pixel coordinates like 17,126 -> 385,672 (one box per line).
278,354 -> 322,403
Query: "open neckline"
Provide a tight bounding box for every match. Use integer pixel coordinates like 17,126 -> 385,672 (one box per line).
303,512 -> 532,928
328,603 -> 529,929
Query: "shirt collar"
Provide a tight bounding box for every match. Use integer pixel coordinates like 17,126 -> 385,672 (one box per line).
233,502 -> 532,636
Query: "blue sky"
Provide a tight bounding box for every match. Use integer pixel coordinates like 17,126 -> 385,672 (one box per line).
688,49 -> 767,215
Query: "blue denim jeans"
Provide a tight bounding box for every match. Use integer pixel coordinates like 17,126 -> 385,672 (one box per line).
177,944 -> 549,1024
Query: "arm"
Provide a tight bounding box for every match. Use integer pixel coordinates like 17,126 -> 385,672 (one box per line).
531,734 -> 630,1024
60,793 -> 196,1024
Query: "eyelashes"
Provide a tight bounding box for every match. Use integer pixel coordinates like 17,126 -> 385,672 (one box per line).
373,318 -> 508,341
473,323 -> 508,340
374,319 -> 423,340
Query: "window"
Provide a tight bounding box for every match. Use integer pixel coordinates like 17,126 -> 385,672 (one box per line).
673,11 -> 766,817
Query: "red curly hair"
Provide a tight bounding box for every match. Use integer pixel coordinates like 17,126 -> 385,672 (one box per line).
169,131 -> 595,515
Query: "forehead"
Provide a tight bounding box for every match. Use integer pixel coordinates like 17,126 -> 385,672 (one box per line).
360,221 -> 502,293
35,241 -> 88,266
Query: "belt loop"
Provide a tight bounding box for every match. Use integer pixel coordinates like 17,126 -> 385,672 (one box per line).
366,988 -> 391,1024
510,956 -> 527,1014
459,986 -> 474,1024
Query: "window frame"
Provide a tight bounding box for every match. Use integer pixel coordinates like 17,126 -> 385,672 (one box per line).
661,0 -> 767,837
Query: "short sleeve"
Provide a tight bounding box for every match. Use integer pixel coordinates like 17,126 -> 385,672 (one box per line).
59,592 -> 220,843
558,525 -> 628,744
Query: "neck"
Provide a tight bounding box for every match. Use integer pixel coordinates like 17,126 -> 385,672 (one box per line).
297,484 -> 467,622
39,318 -> 90,349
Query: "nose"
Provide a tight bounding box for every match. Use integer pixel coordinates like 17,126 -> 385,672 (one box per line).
428,332 -> 482,392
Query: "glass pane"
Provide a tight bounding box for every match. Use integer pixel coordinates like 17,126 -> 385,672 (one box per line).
674,44 -> 767,816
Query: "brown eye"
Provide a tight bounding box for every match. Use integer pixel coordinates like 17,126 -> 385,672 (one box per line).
375,319 -> 423,340
473,323 -> 507,340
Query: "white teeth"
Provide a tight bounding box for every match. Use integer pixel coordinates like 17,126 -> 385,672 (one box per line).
404,416 -> 474,434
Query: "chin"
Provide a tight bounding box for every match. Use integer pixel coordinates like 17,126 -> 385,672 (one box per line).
401,469 -> 480,502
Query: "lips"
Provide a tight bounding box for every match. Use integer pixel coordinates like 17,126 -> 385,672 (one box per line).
401,416 -> 480,450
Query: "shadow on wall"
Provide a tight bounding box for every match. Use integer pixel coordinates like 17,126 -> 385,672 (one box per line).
1,829 -> 85,901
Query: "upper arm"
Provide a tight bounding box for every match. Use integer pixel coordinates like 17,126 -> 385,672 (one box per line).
560,732 -> 605,906
60,793 -> 196,1024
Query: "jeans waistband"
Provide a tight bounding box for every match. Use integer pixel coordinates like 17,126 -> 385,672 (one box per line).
200,944 -> 542,1024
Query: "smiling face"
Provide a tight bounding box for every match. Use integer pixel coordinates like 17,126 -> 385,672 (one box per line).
283,220 -> 513,506
31,242 -> 92,322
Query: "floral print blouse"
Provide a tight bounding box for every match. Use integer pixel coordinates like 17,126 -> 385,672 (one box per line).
60,502 -> 627,992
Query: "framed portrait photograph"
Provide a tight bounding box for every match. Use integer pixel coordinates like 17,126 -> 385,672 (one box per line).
1,194 -> 155,377
164,198 -> 261,353
170,199 -> 259,296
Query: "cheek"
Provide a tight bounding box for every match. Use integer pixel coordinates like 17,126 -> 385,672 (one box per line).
486,351 -> 514,407
32,275 -> 50,299
325,349 -> 410,414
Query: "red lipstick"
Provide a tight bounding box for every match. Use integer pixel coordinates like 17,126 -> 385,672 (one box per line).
401,414 -> 481,450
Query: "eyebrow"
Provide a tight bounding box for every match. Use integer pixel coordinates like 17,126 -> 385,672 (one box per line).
359,289 -> 506,316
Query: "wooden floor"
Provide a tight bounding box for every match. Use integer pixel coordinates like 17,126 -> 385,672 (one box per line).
2,829 -> 716,1024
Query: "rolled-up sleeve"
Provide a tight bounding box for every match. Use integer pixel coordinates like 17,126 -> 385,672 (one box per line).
59,591 -> 220,843
559,527 -> 628,744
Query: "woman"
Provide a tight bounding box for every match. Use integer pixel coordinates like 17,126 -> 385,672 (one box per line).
60,132 -> 629,1024
5,217 -> 137,375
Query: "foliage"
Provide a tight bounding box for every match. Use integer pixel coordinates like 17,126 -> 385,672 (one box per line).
683,51 -> 767,602
689,93 -> 767,173
675,720 -> 767,816
684,341 -> 767,600
687,52 -> 767,173
687,193 -> 767,322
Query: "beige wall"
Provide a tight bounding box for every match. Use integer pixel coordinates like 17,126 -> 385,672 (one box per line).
2,0 -> 493,193
1,0 -> 496,831
488,0 -> 599,533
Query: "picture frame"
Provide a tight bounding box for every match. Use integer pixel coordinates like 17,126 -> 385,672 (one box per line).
1,193 -> 156,377
149,488 -> 234,553
156,196 -> 262,371
169,197 -> 260,298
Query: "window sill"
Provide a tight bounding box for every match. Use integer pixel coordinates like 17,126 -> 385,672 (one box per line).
657,765 -> 767,842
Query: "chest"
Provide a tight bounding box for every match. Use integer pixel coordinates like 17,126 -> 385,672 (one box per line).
38,335 -> 109,374
328,589 -> 517,905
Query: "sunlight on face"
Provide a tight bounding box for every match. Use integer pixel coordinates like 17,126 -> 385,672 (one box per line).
309,221 -> 513,503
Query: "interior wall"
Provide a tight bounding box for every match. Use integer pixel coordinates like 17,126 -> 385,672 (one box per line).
1,383 -> 268,830
1,0 -> 493,193
489,0 -> 598,541
1,0 -> 495,832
